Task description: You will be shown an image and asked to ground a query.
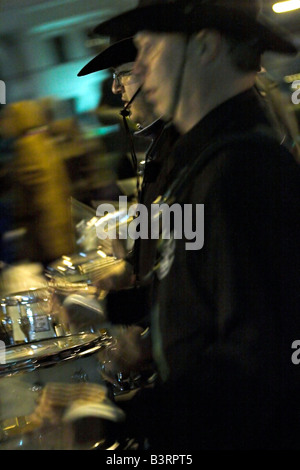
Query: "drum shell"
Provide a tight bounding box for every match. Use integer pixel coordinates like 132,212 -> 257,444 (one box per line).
0,333 -> 122,449
0,342 -> 103,419
1,289 -> 58,344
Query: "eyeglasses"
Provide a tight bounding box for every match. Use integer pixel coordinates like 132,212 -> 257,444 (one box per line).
112,70 -> 133,87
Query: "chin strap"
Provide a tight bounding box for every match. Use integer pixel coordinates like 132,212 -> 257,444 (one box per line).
168,35 -> 191,124
120,85 -> 143,201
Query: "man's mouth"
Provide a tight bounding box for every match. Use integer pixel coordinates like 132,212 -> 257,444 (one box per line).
121,101 -> 132,116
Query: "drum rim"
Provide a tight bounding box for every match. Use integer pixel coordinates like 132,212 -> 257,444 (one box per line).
46,250 -> 105,273
0,332 -> 106,377
1,288 -> 49,306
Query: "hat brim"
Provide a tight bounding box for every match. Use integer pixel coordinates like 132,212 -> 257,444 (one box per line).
93,3 -> 297,55
78,37 -> 137,77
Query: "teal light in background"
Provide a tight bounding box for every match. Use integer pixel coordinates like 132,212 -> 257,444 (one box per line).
75,65 -> 110,114
36,60 -> 109,114
29,12 -> 105,35
84,124 -> 120,138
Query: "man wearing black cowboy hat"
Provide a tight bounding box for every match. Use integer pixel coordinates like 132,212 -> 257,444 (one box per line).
78,0 -> 173,130
79,36 -> 158,130
78,4 -> 179,324
87,0 -> 300,450
76,14 -> 180,388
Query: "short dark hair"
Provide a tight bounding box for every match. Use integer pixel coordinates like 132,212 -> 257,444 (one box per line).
225,35 -> 261,72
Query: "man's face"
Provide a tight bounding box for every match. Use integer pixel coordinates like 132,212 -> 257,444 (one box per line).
112,61 -> 154,126
133,32 -> 186,120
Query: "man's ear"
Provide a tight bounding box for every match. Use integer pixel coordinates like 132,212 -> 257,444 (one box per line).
194,29 -> 222,64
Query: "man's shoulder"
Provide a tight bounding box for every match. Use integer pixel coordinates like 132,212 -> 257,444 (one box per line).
196,128 -> 297,174
168,125 -> 300,204
186,131 -> 300,203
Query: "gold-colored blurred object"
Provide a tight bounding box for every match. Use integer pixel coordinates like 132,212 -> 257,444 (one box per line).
47,277 -> 99,297
0,415 -> 39,440
46,251 -> 118,283
1,100 -> 47,138
29,382 -> 108,425
2,100 -> 75,263
78,256 -> 124,280
46,250 -> 133,296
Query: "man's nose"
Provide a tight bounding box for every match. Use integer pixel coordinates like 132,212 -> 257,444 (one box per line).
111,78 -> 123,95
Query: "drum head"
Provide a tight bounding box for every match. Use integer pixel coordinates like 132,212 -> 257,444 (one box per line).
0,333 -> 105,377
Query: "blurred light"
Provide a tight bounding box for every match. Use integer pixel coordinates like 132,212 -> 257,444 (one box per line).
62,259 -> 73,267
56,265 -> 66,272
272,0 -> 300,13
284,72 -> 300,82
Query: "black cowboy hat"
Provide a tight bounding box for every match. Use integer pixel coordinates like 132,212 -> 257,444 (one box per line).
92,0 -> 297,56
77,1 -> 163,76
78,37 -> 137,76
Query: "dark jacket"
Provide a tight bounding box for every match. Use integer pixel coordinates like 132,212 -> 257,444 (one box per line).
148,88 -> 300,449
106,120 -> 178,325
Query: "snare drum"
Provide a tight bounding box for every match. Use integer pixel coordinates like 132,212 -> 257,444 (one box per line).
0,332 -> 125,449
0,288 -> 58,345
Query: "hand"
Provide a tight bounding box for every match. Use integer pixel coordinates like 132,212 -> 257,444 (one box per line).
101,326 -> 153,385
92,259 -> 136,292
